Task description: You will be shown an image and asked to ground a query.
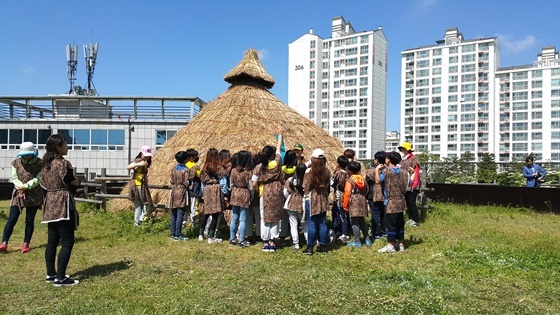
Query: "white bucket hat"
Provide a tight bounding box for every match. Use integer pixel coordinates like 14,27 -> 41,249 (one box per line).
18,142 -> 37,157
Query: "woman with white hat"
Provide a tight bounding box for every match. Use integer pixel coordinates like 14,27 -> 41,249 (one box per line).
0,142 -> 42,253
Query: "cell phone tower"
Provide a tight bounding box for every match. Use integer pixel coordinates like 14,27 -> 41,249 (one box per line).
83,42 -> 99,96
66,44 -> 79,94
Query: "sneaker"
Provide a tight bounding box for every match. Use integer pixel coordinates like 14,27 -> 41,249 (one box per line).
405,220 -> 419,227
302,246 -> 314,255
0,242 -> 7,252
53,277 -> 79,287
399,243 -> 405,252
207,237 -> 222,244
198,235 -> 204,241
46,274 -> 70,283
238,240 -> 250,248
328,229 -> 335,243
268,244 -> 277,252
229,239 -> 238,246
337,234 -> 350,242
292,244 -> 300,251
347,241 -> 362,248
377,245 -> 397,253
262,243 -> 270,252
365,237 -> 372,247
21,243 -> 30,253
317,244 -> 327,253
176,235 -> 188,241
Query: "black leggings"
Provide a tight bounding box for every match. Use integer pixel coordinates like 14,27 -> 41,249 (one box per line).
45,208 -> 76,278
405,190 -> 420,223
2,205 -> 39,243
199,213 -> 220,238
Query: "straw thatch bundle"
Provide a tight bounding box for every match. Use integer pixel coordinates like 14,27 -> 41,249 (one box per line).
110,48 -> 344,212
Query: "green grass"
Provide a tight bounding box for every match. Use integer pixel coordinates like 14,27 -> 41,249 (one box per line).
0,201 -> 559,315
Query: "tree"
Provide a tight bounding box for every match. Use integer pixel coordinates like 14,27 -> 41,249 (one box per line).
477,152 -> 497,183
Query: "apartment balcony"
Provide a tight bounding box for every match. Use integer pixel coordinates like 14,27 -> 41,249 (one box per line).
500,149 -> 510,154
499,99 -> 510,104
477,138 -> 488,143
500,89 -> 510,93
478,128 -> 489,133
406,66 -> 414,72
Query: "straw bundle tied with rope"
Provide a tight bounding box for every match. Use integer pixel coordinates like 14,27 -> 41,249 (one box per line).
110,49 -> 344,213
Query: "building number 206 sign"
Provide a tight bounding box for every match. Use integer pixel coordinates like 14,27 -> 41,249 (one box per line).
295,65 -> 304,70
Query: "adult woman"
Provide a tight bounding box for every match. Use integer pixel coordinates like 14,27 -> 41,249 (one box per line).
41,134 -> 80,286
0,142 -> 42,253
127,145 -> 153,226
302,148 -> 331,255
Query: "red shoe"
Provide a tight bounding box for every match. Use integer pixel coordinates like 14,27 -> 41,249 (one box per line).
21,243 -> 30,253
0,242 -> 7,252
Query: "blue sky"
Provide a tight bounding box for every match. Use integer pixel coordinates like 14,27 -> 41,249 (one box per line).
1,0 -> 558,131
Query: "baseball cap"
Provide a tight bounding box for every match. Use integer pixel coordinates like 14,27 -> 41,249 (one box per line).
140,145 -> 153,157
293,143 -> 304,151
311,148 -> 325,159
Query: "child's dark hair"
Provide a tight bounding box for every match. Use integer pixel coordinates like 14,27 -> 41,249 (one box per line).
347,161 -> 361,174
42,134 -> 66,171
290,163 -> 307,195
336,155 -> 349,169
235,150 -> 252,171
283,150 -> 297,168
387,151 -> 402,165
219,149 -> 231,162
230,152 -> 239,170
259,145 -> 276,171
374,151 -> 387,164
175,151 -> 188,164
343,149 -> 355,160
186,148 -> 199,162
203,148 -> 221,174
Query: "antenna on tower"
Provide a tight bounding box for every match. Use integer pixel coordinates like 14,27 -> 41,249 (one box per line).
66,44 -> 79,94
83,42 -> 99,96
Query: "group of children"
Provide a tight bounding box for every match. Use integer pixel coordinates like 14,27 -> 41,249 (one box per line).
138,129 -> 420,255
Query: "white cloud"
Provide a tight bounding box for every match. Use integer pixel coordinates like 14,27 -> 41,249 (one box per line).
257,49 -> 268,60
412,0 -> 437,13
496,34 -> 536,53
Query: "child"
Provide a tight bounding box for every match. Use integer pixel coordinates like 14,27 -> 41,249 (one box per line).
229,150 -> 252,247
199,148 -> 226,243
41,135 -> 81,286
398,142 -> 421,227
330,155 -> 350,242
365,151 -> 387,240
127,145 -> 153,226
302,148 -> 331,255
169,150 -> 189,241
283,163 -> 307,250
375,151 -> 415,253
244,154 -> 261,244
252,128 -> 284,252
343,161 -> 371,248
185,148 -> 202,231
0,142 -> 42,253
279,149 -> 297,242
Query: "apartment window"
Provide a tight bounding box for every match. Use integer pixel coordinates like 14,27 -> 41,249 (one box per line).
432,77 -> 442,85
360,35 -> 369,44
513,71 -> 528,80
432,106 -> 441,113
448,124 -> 458,132
432,68 -> 442,75
532,69 -> 543,78
309,81 -> 315,89
512,81 -> 528,90
448,134 -> 457,141
449,56 -> 458,64
448,104 -> 458,112
462,44 -> 475,52
461,103 -> 475,112
417,50 -> 429,58
310,50 -> 316,59
416,60 -> 429,68
310,41 -> 316,49
532,90 -> 543,99
461,74 -> 476,82
448,114 -> 458,122
461,64 -> 475,72
552,111 -> 560,118
360,56 -> 368,65
449,85 -> 458,93
360,77 -> 368,86
449,66 -> 458,73
360,66 -> 368,75
360,45 -> 369,54
432,87 -> 441,94
552,79 -> 560,87
461,84 -> 476,92
531,122 -> 542,130
532,80 -> 543,88
512,112 -> 528,121
461,54 -> 475,63
417,69 -> 429,77
310,61 -> 316,69
433,58 -> 442,66
449,75 -> 458,83
449,47 -> 458,54
461,113 -> 476,121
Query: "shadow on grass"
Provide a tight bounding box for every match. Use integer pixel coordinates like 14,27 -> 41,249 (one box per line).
74,260 -> 133,279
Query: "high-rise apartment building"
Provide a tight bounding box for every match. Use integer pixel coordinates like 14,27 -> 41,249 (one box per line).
401,28 -> 560,162
289,16 -> 388,159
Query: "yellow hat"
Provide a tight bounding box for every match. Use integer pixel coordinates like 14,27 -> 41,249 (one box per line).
398,142 -> 414,152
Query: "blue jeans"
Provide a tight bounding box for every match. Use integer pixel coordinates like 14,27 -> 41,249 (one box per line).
2,205 -> 39,244
170,207 -> 185,237
305,200 -> 328,246
369,200 -> 385,237
230,205 -> 247,241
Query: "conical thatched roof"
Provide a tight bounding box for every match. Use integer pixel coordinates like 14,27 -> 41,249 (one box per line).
110,48 -> 344,211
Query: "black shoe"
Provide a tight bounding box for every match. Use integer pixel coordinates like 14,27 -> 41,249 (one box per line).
53,277 -> 79,287
317,244 -> 327,253
302,246 -> 314,255
46,274 -> 69,283
229,239 -> 238,246
238,240 -> 250,248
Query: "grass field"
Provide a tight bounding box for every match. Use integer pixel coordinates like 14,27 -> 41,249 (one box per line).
0,200 -> 559,315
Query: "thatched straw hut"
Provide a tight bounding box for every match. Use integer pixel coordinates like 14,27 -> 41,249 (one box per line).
110,48 -> 344,212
